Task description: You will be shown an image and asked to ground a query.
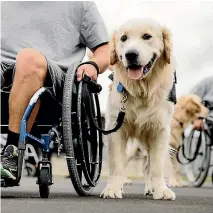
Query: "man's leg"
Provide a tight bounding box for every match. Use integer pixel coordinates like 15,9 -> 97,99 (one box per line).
1,48 -> 48,179
9,48 -> 47,133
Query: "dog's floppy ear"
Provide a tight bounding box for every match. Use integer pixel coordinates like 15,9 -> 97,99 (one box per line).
186,99 -> 201,115
162,27 -> 172,64
110,32 -> 118,65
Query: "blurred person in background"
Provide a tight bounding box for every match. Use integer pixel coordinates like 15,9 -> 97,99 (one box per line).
191,76 -> 213,132
1,1 -> 110,180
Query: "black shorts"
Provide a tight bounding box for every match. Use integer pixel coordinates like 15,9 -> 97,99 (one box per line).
1,59 -> 66,102
1,59 -> 80,127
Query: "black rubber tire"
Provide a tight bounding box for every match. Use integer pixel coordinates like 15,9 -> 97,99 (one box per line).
184,130 -> 211,187
77,82 -> 102,187
62,63 -> 93,196
39,168 -> 50,198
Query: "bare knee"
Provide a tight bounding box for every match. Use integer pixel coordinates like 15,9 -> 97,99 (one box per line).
15,48 -> 47,83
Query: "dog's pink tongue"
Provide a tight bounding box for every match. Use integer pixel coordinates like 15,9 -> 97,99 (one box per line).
127,68 -> 143,79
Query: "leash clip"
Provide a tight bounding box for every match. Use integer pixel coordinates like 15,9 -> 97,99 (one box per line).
120,91 -> 128,112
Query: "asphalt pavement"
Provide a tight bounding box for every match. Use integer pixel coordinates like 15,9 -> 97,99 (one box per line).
1,177 -> 213,213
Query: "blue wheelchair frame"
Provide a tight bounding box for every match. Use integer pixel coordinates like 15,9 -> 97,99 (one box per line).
19,87 -> 51,153
10,87 -> 54,187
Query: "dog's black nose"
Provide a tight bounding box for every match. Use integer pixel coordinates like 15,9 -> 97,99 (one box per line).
125,50 -> 139,61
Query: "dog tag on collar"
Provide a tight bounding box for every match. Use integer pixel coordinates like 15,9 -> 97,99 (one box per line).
117,82 -> 124,93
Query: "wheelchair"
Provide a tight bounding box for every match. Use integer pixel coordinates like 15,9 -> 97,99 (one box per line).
177,101 -> 213,187
1,62 -> 106,198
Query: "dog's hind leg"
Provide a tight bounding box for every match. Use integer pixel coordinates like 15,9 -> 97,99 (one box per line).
149,128 -> 176,200
143,155 -> 153,195
100,129 -> 127,199
122,139 -> 139,185
166,150 -> 187,187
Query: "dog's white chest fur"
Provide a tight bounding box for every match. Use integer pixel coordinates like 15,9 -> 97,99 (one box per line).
106,85 -> 173,140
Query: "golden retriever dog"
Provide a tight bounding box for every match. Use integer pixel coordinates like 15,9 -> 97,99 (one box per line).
124,94 -> 209,188
100,18 -> 176,200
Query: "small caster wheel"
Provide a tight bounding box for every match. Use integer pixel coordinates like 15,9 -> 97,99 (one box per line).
39,168 -> 50,198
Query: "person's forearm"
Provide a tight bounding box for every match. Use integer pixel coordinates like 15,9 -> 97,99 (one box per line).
90,43 -> 110,74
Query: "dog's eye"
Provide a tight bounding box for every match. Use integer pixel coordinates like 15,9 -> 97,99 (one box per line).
142,33 -> 152,40
120,35 -> 128,42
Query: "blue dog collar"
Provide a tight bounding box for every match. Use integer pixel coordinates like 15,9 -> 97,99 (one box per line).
108,73 -> 126,94
117,82 -> 125,93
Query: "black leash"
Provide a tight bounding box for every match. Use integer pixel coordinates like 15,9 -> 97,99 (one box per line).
76,60 -> 127,135
177,128 -> 203,164
81,75 -> 127,135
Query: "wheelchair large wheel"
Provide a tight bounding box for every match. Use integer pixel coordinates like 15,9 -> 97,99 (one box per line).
182,129 -> 211,187
62,64 -> 103,196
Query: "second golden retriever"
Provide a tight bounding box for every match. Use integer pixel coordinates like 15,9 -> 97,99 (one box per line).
168,94 -> 209,187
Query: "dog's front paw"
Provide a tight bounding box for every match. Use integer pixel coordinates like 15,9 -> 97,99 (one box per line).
153,187 -> 176,200
100,184 -> 123,199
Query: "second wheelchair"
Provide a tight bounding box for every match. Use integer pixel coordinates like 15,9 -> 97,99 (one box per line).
177,101 -> 213,187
